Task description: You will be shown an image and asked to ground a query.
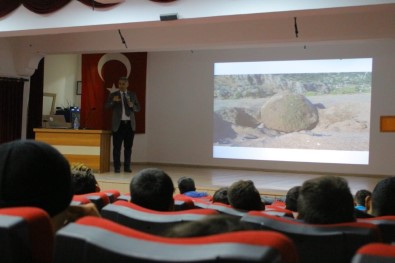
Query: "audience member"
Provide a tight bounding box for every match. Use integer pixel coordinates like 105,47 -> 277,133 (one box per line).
0,140 -> 100,232
371,176 -> 395,216
354,189 -> 371,212
213,187 -> 229,205
285,186 -> 300,212
177,177 -> 209,198
130,168 -> 175,211
70,163 -> 100,194
164,214 -> 252,237
297,176 -> 355,224
285,186 -> 300,218
228,180 -> 265,211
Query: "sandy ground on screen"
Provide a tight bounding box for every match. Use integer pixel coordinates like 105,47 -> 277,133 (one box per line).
214,93 -> 370,151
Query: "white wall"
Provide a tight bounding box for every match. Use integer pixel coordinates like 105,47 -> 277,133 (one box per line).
141,40 -> 395,176
43,54 -> 81,110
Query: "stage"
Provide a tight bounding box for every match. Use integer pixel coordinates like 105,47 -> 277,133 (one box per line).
95,163 -> 386,198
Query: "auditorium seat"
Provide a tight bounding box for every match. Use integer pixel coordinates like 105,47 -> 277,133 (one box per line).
351,243 -> 395,263
101,200 -> 219,235
70,195 -> 91,206
173,193 -> 211,209
241,211 -> 381,263
207,202 -> 248,217
116,192 -> 131,201
53,216 -> 299,263
358,216 -> 395,243
76,192 -> 110,211
0,207 -> 53,263
100,189 -> 120,203
264,205 -> 294,218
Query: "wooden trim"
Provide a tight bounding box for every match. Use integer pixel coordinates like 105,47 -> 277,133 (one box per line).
380,116 -> 395,132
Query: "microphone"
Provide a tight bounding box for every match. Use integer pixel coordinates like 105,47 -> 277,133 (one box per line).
84,107 -> 96,129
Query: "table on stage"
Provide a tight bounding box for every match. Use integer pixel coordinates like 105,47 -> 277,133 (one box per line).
34,128 -> 111,173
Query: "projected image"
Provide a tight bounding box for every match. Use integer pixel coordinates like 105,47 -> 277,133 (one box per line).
213,58 -> 372,164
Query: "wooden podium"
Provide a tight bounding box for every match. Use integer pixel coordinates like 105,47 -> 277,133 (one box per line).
34,128 -> 111,173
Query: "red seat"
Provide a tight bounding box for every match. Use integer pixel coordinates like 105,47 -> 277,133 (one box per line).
264,205 -> 294,218
101,200 -> 219,235
75,192 -> 110,211
241,211 -> 381,263
53,216 -> 299,263
358,216 -> 395,243
71,195 -> 91,205
208,202 -> 248,217
0,207 -> 53,263
352,243 -> 395,263
100,189 -> 121,203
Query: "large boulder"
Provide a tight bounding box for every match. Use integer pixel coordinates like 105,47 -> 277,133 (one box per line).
260,93 -> 319,133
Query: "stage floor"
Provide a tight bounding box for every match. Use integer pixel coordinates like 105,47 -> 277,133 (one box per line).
95,164 -> 387,197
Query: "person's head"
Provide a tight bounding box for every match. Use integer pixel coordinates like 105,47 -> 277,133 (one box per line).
70,163 -> 100,195
213,187 -> 229,205
177,177 -> 196,194
0,140 -> 73,226
285,186 -> 300,212
354,189 -> 371,206
297,176 -> 355,224
130,168 -> 174,211
164,214 -> 252,238
371,177 -> 395,216
118,77 -> 129,92
228,180 -> 264,211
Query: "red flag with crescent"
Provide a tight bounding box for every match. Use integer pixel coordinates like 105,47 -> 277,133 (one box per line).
80,52 -> 146,133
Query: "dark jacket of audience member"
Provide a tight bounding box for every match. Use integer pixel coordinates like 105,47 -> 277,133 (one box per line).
213,187 -> 229,205
228,180 -> 264,211
297,176 -> 356,224
130,168 -> 174,211
371,176 -> 395,216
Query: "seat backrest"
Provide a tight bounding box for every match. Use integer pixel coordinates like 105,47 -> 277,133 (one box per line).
76,192 -> 110,211
358,216 -> 395,243
70,195 -> 91,206
351,243 -> 395,263
54,216 -> 299,263
241,211 -> 381,263
173,194 -> 211,209
208,202 -> 248,217
101,200 -> 219,235
0,207 -> 53,263
100,189 -> 121,203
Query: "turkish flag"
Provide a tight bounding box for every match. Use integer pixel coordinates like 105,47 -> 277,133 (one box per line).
81,52 -> 146,133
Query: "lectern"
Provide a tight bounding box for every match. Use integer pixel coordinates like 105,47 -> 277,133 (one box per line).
34,128 -> 111,173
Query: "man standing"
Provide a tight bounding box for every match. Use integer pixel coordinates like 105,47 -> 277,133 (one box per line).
105,77 -> 140,173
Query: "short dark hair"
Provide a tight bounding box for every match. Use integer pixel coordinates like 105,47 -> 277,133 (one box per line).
285,186 -> 300,212
177,177 -> 196,194
354,189 -> 371,206
0,140 -> 72,217
213,187 -> 229,205
130,168 -> 174,211
298,176 -> 355,224
228,180 -> 264,211
70,163 -> 98,195
372,177 -> 395,216
119,76 -> 129,82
